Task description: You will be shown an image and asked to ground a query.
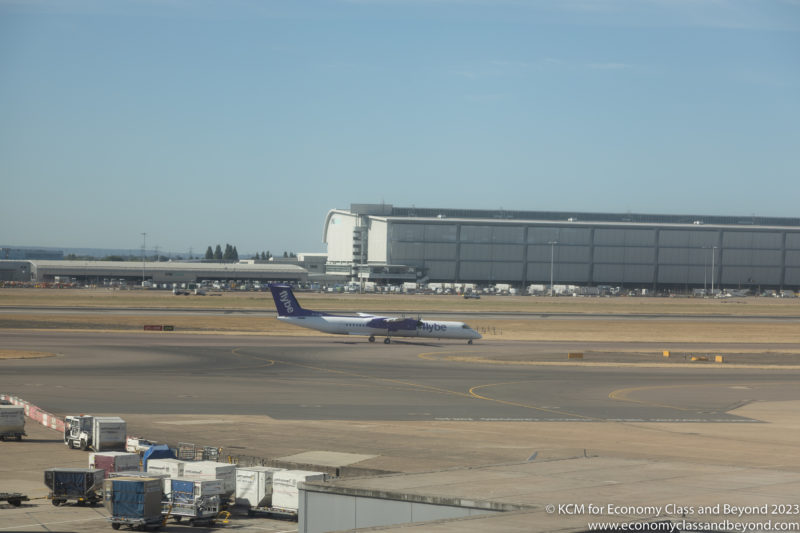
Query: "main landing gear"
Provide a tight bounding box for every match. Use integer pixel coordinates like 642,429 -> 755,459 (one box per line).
367,335 -> 391,344
368,336 -> 376,343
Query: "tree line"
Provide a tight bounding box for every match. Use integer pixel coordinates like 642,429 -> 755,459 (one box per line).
204,245 -> 295,262
205,244 -> 239,261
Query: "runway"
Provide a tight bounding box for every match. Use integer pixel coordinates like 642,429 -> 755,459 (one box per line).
2,331 -> 799,424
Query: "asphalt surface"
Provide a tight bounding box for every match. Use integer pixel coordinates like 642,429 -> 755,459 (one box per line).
3,330 -> 800,533
3,331 -> 799,424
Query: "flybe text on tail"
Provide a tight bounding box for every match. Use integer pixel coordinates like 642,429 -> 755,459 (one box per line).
268,284 -> 322,317
278,289 -> 295,315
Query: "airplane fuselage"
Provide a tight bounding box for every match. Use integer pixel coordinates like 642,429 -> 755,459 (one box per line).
269,284 -> 482,344
277,315 -> 481,341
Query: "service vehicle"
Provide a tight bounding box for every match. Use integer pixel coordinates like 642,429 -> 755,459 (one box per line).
64,415 -> 126,451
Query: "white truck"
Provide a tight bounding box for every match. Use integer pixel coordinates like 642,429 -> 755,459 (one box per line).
0,405 -> 26,441
64,415 -> 126,452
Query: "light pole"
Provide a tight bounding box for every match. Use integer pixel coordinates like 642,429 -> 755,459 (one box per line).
549,240 -> 559,297
711,245 -> 718,295
141,232 -> 147,286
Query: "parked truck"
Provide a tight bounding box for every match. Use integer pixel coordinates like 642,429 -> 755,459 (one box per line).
64,415 -> 126,451
0,405 -> 26,441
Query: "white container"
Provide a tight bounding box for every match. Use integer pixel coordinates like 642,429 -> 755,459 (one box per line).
272,470 -> 327,511
92,417 -> 126,452
235,466 -> 285,508
146,458 -> 185,478
89,451 -> 140,477
0,406 -> 25,435
182,461 -> 236,497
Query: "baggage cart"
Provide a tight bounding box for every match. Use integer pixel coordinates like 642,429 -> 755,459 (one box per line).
107,516 -> 163,531
162,478 -> 222,526
0,492 -> 29,507
44,468 -> 104,506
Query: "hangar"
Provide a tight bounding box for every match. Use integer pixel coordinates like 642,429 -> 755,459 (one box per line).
0,259 -> 308,285
324,204 -> 800,291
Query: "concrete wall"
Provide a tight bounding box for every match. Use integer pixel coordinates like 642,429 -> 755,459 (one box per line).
298,488 -> 498,533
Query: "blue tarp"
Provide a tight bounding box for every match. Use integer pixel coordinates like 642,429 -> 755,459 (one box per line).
170,479 -> 194,503
141,444 -> 175,470
109,478 -> 161,519
111,479 -> 145,517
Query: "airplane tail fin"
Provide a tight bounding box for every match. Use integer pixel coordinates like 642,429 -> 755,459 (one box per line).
269,284 -> 319,317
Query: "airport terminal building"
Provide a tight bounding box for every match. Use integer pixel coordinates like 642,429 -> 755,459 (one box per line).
0,259 -> 308,286
324,204 -> 800,292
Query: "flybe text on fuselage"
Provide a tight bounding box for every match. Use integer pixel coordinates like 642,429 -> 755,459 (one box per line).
418,322 -> 447,333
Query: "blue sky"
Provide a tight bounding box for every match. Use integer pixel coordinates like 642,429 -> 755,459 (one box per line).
1,0 -> 798,256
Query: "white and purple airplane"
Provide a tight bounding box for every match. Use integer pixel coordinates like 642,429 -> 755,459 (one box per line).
269,284 -> 481,344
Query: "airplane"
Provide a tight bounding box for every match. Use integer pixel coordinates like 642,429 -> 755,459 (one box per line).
268,284 -> 482,344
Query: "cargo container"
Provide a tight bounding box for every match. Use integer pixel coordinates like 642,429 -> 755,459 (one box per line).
44,468 -> 104,506
181,461 -> 236,498
235,466 -> 286,509
162,478 -> 223,526
103,476 -> 163,530
146,458 -> 184,478
271,470 -> 328,513
0,405 -> 25,441
89,451 -> 140,478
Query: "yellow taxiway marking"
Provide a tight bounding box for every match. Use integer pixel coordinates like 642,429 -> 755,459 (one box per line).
418,351 -> 800,370
231,348 -> 474,399
468,381 -> 599,420
230,347 -> 276,369
608,380 -> 800,412
232,348 -> 598,418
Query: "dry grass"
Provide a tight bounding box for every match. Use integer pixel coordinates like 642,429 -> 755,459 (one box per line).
3,288 -> 800,316
0,350 -> 56,359
2,288 -> 800,344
